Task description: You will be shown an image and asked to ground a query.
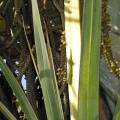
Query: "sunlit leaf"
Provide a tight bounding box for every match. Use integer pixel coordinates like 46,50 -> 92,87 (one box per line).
64,0 -> 81,119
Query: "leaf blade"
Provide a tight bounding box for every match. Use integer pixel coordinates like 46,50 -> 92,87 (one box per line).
0,56 -> 38,120
0,102 -> 17,120
31,0 -> 64,120
78,0 -> 101,119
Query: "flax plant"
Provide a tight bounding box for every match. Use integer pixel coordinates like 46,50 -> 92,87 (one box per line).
0,56 -> 38,120
78,0 -> 101,120
31,0 -> 64,120
64,0 -> 81,119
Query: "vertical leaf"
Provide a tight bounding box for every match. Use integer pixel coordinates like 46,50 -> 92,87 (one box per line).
64,0 -> 81,120
78,0 -> 101,120
113,95 -> 120,120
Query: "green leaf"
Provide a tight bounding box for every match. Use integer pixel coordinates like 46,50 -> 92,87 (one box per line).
64,0 -> 81,119
78,0 -> 101,120
113,95 -> 120,120
0,56 -> 38,120
0,102 -> 17,120
31,0 -> 64,120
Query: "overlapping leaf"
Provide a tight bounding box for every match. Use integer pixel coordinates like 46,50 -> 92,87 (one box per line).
78,0 -> 101,119
0,56 -> 38,120
0,102 -> 17,120
31,0 -> 64,120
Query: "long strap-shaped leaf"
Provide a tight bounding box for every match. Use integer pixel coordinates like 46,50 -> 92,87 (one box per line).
31,0 -> 64,120
78,0 -> 101,120
0,57 -> 38,120
113,95 -> 120,120
64,0 -> 81,120
0,102 -> 17,120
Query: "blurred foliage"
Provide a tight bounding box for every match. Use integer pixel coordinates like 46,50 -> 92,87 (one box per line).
0,0 -> 120,120
0,15 -> 6,32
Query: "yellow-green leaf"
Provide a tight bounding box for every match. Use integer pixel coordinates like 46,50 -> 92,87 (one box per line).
78,0 -> 101,119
